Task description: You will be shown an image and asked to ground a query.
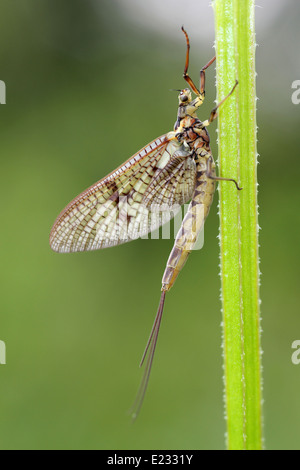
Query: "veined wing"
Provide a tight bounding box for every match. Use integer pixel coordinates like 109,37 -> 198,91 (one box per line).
49,133 -> 196,253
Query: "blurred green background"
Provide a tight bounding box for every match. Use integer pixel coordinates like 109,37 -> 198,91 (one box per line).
1,0 -> 300,450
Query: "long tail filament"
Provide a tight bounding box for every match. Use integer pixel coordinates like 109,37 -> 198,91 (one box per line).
130,291 -> 166,420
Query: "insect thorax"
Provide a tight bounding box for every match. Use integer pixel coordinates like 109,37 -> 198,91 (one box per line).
174,94 -> 204,130
175,116 -> 211,154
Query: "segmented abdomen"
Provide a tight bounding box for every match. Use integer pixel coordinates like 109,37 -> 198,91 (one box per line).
161,151 -> 216,291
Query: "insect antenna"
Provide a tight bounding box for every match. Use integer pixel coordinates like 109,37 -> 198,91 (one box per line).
130,291 -> 166,420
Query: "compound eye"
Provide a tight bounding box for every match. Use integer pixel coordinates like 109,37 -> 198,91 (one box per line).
180,93 -> 188,103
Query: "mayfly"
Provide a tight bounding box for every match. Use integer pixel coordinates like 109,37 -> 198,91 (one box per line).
50,28 -> 241,418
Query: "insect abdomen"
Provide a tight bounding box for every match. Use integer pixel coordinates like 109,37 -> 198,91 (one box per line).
161,153 -> 215,291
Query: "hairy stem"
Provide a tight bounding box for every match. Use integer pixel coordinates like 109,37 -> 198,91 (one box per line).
213,0 -> 263,450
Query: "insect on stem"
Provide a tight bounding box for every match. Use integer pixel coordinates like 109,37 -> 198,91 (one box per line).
50,27 -> 240,421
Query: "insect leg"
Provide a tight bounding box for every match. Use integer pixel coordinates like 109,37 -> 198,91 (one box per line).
206,155 -> 242,191
202,80 -> 238,127
181,27 -> 216,97
199,55 -> 216,95
181,27 -> 200,94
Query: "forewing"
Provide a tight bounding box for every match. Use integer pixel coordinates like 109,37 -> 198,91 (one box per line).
143,156 -> 196,207
50,134 -> 196,253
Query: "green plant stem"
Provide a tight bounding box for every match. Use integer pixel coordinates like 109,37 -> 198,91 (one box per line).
213,0 -> 262,450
